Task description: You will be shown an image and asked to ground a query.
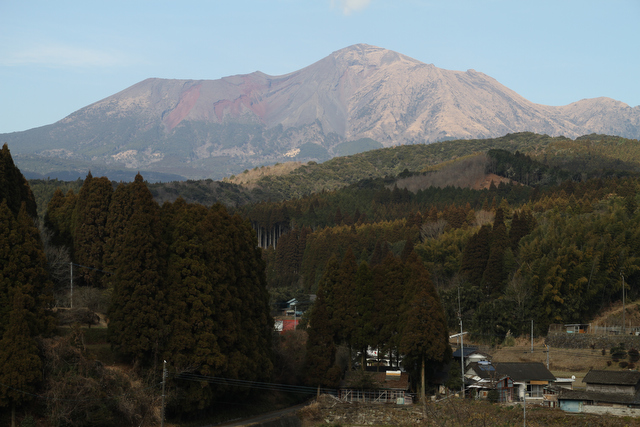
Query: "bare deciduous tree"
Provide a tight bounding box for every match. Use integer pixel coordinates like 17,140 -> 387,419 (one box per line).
39,225 -> 71,307
473,210 -> 495,227
421,219 -> 448,240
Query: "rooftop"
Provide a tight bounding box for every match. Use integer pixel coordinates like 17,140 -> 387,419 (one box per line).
492,362 -> 556,382
583,369 -> 640,386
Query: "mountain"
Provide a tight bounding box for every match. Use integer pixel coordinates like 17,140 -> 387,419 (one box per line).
3,44 -> 640,181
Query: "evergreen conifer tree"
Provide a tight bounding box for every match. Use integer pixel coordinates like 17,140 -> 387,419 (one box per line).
399,257 -> 450,400
305,265 -> 341,388
0,144 -> 37,219
73,173 -> 113,287
353,261 -> 375,369
333,248 -> 358,354
13,203 -> 55,336
0,290 -> 42,427
108,174 -> 166,366
460,225 -> 491,287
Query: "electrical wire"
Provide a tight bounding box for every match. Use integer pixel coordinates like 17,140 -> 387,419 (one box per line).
169,372 -> 336,396
0,380 -> 161,403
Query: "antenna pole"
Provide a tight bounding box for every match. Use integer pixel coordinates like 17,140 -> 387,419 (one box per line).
458,286 -> 465,398
70,262 -> 73,309
161,360 -> 166,427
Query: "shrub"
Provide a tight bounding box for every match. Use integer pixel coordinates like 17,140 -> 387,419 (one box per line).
487,389 -> 500,404
503,332 -> 516,347
629,348 -> 640,363
620,361 -> 629,369
611,344 -> 627,361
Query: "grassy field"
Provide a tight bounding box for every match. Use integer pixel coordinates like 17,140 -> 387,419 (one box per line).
475,337 -> 624,389
300,395 -> 640,427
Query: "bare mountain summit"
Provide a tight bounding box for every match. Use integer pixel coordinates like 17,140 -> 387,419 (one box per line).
3,44 -> 639,180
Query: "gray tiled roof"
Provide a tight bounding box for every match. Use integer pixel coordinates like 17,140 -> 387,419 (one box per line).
492,362 -> 556,382
558,389 -> 640,405
583,369 -> 640,386
452,347 -> 479,358
467,362 -> 497,380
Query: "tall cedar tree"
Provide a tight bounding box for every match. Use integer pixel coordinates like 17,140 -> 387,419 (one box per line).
460,224 -> 491,286
305,257 -> 342,388
353,261 -> 376,369
399,255 -> 450,400
164,201 -> 225,410
43,189 -> 77,250
481,222 -> 509,296
0,200 -> 17,336
163,201 -> 273,412
72,173 -> 113,287
0,290 -> 42,426
0,202 -> 55,337
333,248 -> 358,361
0,144 -> 37,219
212,205 -> 273,383
101,183 -> 134,288
108,174 -> 167,366
13,204 -> 55,336
372,253 -> 406,364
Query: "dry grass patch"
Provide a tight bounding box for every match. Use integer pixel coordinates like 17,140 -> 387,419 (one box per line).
224,162 -> 303,187
299,397 -> 640,426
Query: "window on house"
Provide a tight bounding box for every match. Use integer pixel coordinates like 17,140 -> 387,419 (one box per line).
526,384 -> 543,398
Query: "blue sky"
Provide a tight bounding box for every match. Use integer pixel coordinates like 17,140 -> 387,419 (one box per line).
1,0 -> 638,134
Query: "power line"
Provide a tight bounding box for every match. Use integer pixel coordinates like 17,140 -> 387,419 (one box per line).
0,380 -> 161,403
170,372 -> 336,396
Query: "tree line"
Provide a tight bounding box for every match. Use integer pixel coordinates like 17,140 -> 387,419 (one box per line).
1,142 -> 274,423
304,246 -> 450,398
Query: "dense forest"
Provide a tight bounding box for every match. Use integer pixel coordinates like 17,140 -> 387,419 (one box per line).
2,144 -> 273,425
5,131 -> 640,425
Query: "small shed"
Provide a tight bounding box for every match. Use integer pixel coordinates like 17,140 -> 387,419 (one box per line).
564,323 -> 589,334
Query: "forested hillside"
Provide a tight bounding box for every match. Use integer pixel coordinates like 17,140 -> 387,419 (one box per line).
239,133 -> 640,344
7,132 -> 640,424
2,144 -> 274,425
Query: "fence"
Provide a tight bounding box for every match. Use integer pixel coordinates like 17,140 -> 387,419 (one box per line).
339,389 -> 413,405
548,324 -> 640,336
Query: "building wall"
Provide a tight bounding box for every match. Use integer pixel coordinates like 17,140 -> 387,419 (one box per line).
546,333 -> 640,350
581,406 -> 640,417
559,400 -> 582,413
586,384 -> 636,395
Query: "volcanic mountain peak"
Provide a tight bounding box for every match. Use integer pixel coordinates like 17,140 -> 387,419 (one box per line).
3,44 -> 640,181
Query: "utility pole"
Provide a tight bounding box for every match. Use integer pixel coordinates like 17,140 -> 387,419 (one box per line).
458,286 -> 465,398
161,360 -> 167,427
460,317 -> 465,398
530,319 -> 534,353
523,389 -> 526,427
622,272 -> 626,335
70,262 -> 73,309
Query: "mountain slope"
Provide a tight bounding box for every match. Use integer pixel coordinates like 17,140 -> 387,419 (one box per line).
3,44 -> 639,181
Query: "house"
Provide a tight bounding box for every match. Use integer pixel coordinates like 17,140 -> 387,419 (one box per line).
452,346 -> 491,368
339,370 -> 412,404
558,370 -> 640,415
465,361 -> 514,402
491,362 -> 556,402
274,318 -> 299,333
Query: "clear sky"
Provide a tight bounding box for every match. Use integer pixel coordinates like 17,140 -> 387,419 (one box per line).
1,0 -> 638,134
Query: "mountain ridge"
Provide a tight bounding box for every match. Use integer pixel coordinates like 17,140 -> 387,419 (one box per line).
3,44 -> 639,181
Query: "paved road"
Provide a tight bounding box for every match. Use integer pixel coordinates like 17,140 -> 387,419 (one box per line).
209,402 -> 309,427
